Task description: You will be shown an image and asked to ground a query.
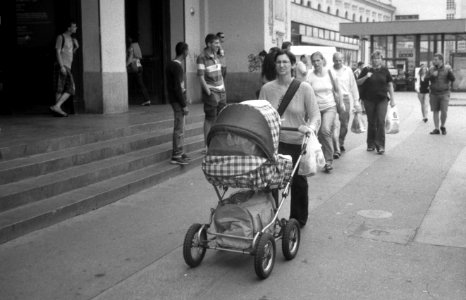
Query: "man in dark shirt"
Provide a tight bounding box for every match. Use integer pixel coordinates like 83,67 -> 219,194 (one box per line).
427,53 -> 455,135
166,42 -> 190,165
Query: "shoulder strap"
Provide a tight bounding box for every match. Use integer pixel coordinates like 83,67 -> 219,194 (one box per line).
277,79 -> 301,116
327,69 -> 338,93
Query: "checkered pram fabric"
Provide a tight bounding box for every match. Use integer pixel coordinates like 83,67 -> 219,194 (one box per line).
202,100 -> 292,189
203,154 -> 293,189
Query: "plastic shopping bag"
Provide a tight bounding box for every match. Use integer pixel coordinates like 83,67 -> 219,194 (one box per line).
351,112 -> 367,134
298,131 -> 325,177
385,105 -> 400,134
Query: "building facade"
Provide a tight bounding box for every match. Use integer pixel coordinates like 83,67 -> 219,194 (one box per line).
2,0 -> 294,115
290,0 -> 395,67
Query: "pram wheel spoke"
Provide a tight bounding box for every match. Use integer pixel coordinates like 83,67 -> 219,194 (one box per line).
282,218 -> 300,260
254,233 -> 276,279
183,223 -> 207,268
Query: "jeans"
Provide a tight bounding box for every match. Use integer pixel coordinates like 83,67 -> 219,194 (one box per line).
318,106 -> 337,163
364,100 -> 388,149
171,102 -> 185,157
338,96 -> 351,146
278,142 -> 308,226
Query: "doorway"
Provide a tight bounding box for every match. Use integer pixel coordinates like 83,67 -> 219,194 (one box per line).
125,0 -> 171,105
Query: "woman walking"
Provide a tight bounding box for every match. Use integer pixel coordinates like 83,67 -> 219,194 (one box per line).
357,50 -> 396,154
259,49 -> 320,228
126,36 -> 152,106
415,64 -> 429,123
306,52 -> 340,172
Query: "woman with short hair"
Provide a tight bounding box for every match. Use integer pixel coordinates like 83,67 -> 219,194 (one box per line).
357,50 -> 396,154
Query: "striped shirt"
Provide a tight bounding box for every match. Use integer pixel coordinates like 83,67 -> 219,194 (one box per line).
197,48 -> 225,92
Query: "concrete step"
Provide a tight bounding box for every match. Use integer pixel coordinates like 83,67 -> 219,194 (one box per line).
0,121 -> 204,185
0,114 -> 204,162
0,148 -> 206,244
0,135 -> 204,213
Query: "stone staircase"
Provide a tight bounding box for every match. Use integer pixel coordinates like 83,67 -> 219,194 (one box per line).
0,113 -> 205,244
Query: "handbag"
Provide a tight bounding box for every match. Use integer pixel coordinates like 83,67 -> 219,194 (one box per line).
328,69 -> 345,114
127,60 -> 139,73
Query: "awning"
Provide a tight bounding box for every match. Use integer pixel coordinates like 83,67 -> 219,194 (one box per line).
340,18 -> 466,37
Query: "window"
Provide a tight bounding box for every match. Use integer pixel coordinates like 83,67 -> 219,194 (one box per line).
307,1 -> 311,7
318,4 -> 321,10
345,11 -> 348,19
447,0 -> 455,10
360,16 -> 363,22
336,9 -> 339,16
447,13 -> 455,19
353,13 -> 356,21
327,6 -> 331,13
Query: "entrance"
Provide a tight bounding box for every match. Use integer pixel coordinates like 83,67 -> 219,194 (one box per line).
2,0 -> 82,114
125,0 -> 171,105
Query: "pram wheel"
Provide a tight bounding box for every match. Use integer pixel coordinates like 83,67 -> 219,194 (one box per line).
183,223 -> 207,268
282,218 -> 300,260
254,233 -> 276,279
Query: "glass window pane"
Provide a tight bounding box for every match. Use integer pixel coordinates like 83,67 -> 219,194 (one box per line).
396,35 -> 415,78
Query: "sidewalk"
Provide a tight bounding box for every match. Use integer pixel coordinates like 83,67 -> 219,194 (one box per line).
0,93 -> 465,300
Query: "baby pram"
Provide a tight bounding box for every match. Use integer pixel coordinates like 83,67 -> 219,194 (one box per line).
182,100 -> 310,279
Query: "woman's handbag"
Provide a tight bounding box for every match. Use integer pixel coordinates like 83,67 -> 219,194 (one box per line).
385,105 -> 400,134
127,60 -> 139,73
351,112 -> 367,134
328,69 -> 345,114
298,131 -> 325,177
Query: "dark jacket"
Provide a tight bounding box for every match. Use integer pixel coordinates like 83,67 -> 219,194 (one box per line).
166,60 -> 187,107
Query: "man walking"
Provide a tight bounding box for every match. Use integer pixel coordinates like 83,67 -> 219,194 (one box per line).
197,33 -> 227,151
427,53 -> 455,135
50,21 -> 79,117
166,42 -> 190,165
331,52 -> 361,156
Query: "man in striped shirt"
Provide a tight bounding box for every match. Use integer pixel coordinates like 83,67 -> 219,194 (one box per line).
197,33 -> 227,150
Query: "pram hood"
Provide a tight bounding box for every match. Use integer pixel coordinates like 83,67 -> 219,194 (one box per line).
207,100 -> 280,161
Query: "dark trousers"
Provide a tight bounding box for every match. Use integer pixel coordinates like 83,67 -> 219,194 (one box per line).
130,67 -> 150,102
278,142 -> 308,226
171,102 -> 185,157
364,99 -> 388,148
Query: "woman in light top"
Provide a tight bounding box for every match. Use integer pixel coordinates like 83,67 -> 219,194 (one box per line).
415,64 -> 430,123
259,49 -> 320,228
306,51 -> 338,172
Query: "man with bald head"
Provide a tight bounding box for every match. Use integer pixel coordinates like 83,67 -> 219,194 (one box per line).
330,52 -> 362,157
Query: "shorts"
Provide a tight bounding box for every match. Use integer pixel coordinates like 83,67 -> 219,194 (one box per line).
429,93 -> 449,112
203,90 -> 227,121
54,65 -> 76,96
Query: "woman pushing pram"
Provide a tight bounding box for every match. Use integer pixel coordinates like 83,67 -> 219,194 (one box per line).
182,49 -> 320,279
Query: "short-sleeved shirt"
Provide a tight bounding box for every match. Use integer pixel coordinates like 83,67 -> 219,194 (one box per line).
359,66 -> 392,102
427,64 -> 455,95
197,48 -> 225,92
56,34 -> 74,68
306,70 -> 336,111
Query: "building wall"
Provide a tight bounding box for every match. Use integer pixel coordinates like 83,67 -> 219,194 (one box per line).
391,0 -> 447,20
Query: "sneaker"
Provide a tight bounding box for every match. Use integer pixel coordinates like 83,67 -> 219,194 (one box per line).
377,147 -> 385,155
333,152 -> 341,159
423,118 -> 428,123
367,146 -> 375,151
430,129 -> 440,135
440,126 -> 447,135
181,153 -> 192,161
340,145 -> 346,152
324,162 -> 333,172
170,156 -> 189,165
141,101 -> 151,106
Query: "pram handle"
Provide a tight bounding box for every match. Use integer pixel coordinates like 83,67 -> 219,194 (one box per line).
280,127 -> 298,132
